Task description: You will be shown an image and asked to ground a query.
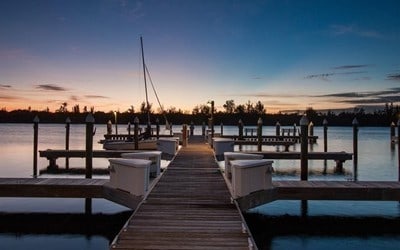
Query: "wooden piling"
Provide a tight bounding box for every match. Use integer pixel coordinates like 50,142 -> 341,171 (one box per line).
202,122 -> 205,136
190,121 -> 194,136
210,100 -> 214,140
353,118 -> 359,166
127,122 -> 131,136
238,119 -> 244,140
276,121 -> 281,137
134,117 -> 139,150
220,122 -> 224,136
33,115 -> 39,178
397,120 -> 400,181
65,117 -> 71,170
257,117 -> 263,151
156,119 -> 160,139
85,113 -> 94,179
114,111 -> 118,135
391,122 -> 396,142
182,124 -> 188,147
323,119 -> 328,152
300,116 -> 309,181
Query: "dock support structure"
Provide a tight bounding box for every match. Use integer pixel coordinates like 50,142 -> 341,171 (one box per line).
300,115 -> 309,181
65,117 -> 71,169
85,113 -> 94,179
33,116 -> 39,178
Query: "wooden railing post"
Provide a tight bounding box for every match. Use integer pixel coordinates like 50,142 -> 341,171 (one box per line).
65,117 -> 71,170
33,115 -> 39,178
300,115 -> 309,181
190,121 -> 194,136
85,113 -> 95,179
202,122 -> 206,136
220,122 -> 224,136
391,122 -> 396,143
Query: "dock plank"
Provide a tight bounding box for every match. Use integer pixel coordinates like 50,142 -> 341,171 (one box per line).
111,135 -> 253,250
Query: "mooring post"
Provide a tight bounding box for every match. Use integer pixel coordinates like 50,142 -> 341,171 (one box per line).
257,117 -> 263,152
65,117 -> 71,170
238,119 -> 244,140
156,118 -> 160,139
134,117 -> 139,150
190,121 -> 194,136
293,123 -> 297,137
391,122 -> 396,143
276,121 -> 281,137
220,122 -> 224,136
352,118 -> 359,166
202,122 -> 206,136
85,113 -> 94,179
182,124 -> 188,147
397,120 -> 400,181
107,120 -> 112,135
127,122 -> 131,136
210,100 -> 214,141
300,115 -> 309,181
308,121 -> 314,139
323,119 -> 328,152
33,115 -> 39,178
114,111 -> 118,135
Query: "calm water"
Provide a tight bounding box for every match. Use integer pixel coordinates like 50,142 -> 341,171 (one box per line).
1,123 -> 400,249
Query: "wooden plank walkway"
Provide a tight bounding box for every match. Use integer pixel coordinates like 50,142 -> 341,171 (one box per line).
111,135 -> 254,249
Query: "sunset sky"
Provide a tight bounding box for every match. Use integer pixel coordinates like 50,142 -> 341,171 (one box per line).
1,0 -> 399,113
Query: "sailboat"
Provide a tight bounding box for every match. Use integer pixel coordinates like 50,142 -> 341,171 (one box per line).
102,36 -> 170,150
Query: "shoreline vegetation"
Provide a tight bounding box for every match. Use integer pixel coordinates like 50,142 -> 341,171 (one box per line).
1,102 -> 399,126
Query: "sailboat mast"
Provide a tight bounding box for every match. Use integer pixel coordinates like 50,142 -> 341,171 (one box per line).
140,36 -> 151,131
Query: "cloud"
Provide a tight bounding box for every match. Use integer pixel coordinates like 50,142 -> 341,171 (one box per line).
315,88 -> 400,105
0,84 -> 12,88
70,95 -> 79,101
386,73 -> 400,81
330,24 -> 383,39
35,84 -> 67,91
0,94 -> 17,100
332,65 -> 370,70
84,95 -> 109,99
304,73 -> 335,81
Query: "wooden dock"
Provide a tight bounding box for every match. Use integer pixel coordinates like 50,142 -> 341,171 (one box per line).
2,135 -> 400,249
236,180 -> 400,211
110,136 -> 254,249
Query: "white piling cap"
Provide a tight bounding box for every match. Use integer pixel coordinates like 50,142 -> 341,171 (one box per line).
323,119 -> 328,125
299,115 -> 309,126
352,118 -> 359,125
134,117 -> 139,123
65,117 -> 71,123
33,115 -> 40,123
257,117 -> 263,125
85,113 -> 95,123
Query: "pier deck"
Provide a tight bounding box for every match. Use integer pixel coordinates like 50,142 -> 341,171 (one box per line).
110,136 -> 254,249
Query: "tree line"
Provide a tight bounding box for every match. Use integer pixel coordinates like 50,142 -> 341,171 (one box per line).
0,101 -> 399,127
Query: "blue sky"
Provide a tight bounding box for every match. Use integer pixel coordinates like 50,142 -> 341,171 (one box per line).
0,0 -> 399,113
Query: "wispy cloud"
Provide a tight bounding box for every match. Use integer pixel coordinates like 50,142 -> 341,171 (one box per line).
304,73 -> 335,81
332,65 -> 370,70
70,95 -> 79,101
0,84 -> 12,88
35,84 -> 67,91
330,24 -> 383,39
84,95 -> 109,99
386,73 -> 400,81
0,94 -> 17,100
316,88 -> 400,105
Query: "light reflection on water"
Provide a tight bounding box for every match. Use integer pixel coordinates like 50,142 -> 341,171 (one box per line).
1,123 -> 400,249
